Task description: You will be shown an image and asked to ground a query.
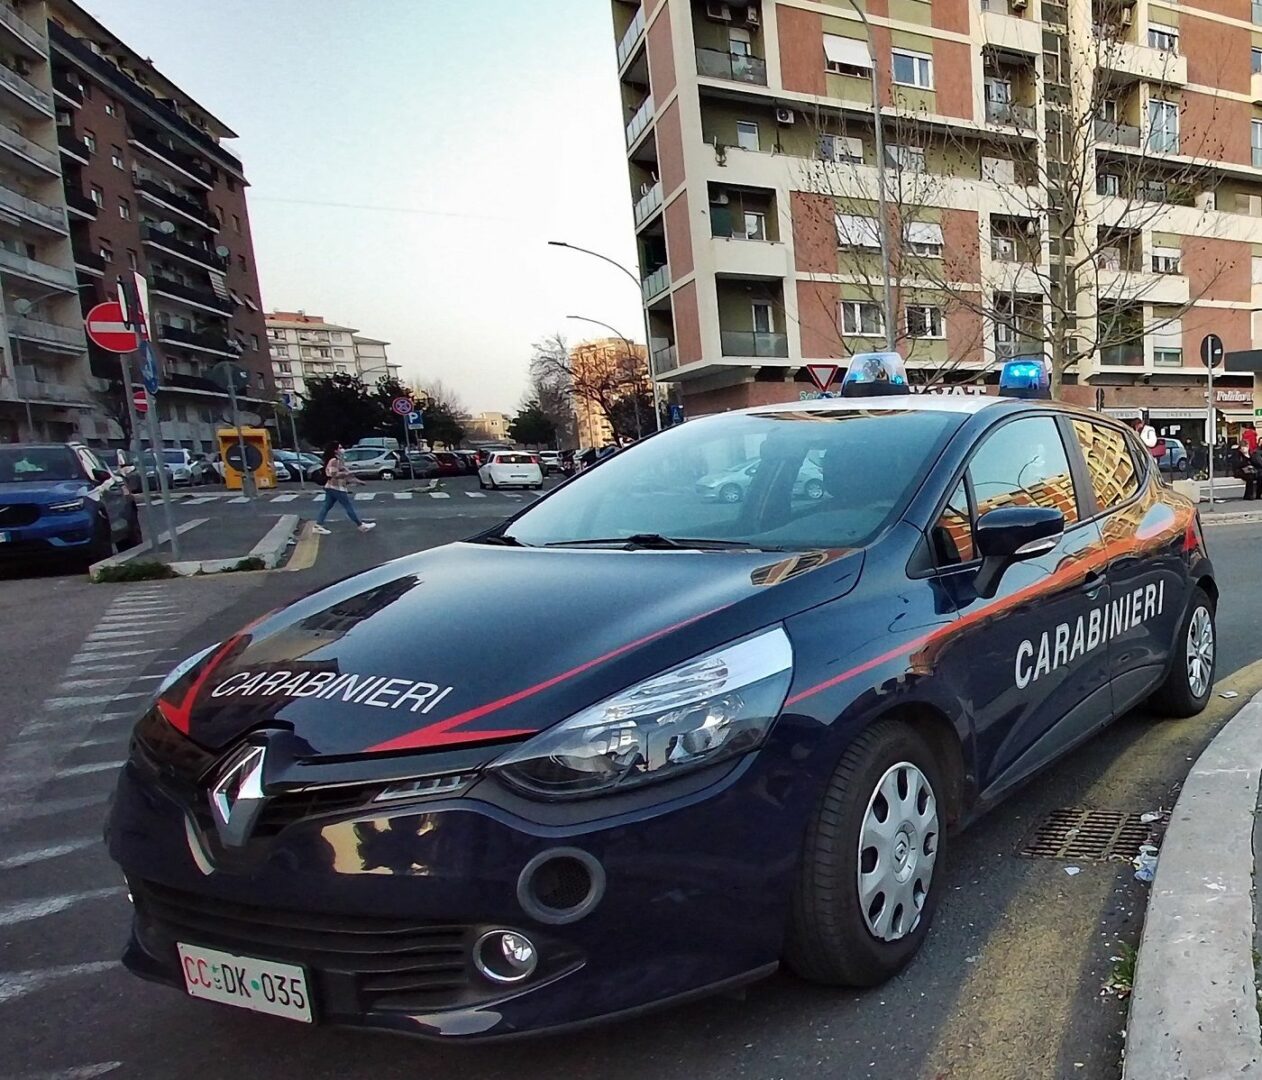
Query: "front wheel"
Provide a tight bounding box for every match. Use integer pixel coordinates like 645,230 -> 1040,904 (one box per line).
785,721 -> 946,987
1149,588 -> 1215,718
718,483 -> 743,504
120,509 -> 143,550
804,478 -> 824,501
379,470 -> 395,481
85,515 -> 114,567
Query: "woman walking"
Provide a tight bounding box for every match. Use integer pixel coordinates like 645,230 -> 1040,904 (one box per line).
313,442 -> 376,534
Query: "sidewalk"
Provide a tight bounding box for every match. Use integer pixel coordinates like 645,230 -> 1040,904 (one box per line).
1123,689 -> 1262,1078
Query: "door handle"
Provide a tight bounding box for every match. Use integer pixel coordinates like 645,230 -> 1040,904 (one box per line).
1080,571 -> 1105,594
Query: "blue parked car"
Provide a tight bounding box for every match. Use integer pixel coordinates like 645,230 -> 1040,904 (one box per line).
0,442 -> 142,567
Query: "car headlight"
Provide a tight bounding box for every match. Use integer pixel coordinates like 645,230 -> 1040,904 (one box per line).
490,627 -> 793,799
48,498 -> 86,513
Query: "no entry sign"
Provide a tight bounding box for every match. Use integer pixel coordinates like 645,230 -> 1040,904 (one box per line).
132,388 -> 149,414
85,301 -> 140,353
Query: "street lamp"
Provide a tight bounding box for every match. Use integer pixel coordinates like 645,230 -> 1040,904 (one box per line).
548,240 -> 663,430
566,313 -> 645,439
842,0 -> 896,350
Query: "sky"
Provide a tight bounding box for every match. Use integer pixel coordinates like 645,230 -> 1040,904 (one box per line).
94,0 -> 644,414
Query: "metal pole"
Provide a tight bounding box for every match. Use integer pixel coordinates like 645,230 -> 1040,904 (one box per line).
143,386 -> 179,558
117,353 -> 153,517
1207,358 -> 1215,512
13,335 -> 35,438
845,0 -> 895,350
288,408 -> 304,488
226,377 -> 255,499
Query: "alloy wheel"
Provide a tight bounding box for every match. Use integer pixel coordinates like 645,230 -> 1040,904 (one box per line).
1186,606 -> 1214,698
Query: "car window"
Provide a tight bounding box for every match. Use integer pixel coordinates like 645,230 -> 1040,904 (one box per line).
495,454 -> 534,464
0,446 -> 82,482
930,478 -> 975,566
967,416 -> 1080,525
1069,420 -> 1140,511
503,408 -> 962,550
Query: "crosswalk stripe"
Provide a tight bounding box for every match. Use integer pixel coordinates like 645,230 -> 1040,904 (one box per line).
393,491 -> 413,500
180,496 -> 217,505
354,492 -> 376,501
467,492 -> 486,498
271,493 -> 299,503
0,889 -> 123,927
0,839 -> 97,871
45,692 -> 148,709
429,492 -> 450,499
0,961 -> 119,1005
227,496 -> 250,504
54,761 -> 125,778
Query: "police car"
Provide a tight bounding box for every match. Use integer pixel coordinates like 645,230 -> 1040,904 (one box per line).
107,354 -> 1215,1039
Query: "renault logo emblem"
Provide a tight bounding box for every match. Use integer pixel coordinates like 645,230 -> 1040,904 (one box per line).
209,744 -> 267,848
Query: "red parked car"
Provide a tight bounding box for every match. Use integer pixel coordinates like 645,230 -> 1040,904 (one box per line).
432,452 -> 464,477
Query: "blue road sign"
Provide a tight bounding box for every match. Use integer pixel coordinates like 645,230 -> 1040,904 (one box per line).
407,411 -> 425,430
668,404 -> 685,426
139,340 -> 160,395
282,391 -> 295,409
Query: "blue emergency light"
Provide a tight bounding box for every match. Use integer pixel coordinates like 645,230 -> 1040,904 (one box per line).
998,357 -> 1051,400
840,351 -> 911,398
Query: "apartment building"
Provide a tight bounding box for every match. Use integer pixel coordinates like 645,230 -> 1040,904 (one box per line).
267,312 -> 400,399
47,0 -> 270,452
353,335 -> 399,383
466,411 -> 513,442
610,0 -> 1262,438
569,336 -> 650,446
0,1 -> 88,442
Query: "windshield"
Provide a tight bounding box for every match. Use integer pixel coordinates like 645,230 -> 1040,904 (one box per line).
503,408 -> 962,550
162,450 -> 186,465
494,454 -> 534,465
0,446 -> 81,483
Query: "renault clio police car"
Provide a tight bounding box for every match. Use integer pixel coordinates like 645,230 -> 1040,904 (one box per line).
107,353 -> 1216,1040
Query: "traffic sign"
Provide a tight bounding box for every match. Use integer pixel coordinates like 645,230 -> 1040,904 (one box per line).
225,442 -> 263,474
406,410 -> 424,430
139,340 -> 160,395
85,301 -> 140,354
804,364 -> 840,393
132,388 -> 149,415
209,361 -> 250,394
282,391 -> 295,409
1200,334 -> 1224,369
391,396 -> 414,416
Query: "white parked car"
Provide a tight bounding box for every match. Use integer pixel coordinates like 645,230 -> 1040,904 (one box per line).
538,450 -> 561,474
479,451 -> 543,490
162,448 -> 197,486
341,446 -> 402,480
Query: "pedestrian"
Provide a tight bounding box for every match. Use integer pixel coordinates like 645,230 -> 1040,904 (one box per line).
1243,424 -> 1258,457
313,442 -> 376,534
1230,440 -> 1257,501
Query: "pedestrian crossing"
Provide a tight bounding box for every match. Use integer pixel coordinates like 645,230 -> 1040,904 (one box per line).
175,489 -> 542,505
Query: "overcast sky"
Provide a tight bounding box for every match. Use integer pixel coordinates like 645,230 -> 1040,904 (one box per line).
94,0 -> 643,414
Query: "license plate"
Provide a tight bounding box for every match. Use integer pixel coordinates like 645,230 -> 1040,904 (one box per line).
177,943 -> 312,1023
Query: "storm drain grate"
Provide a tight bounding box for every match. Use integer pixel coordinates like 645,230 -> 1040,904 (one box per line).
1019,807 -> 1151,862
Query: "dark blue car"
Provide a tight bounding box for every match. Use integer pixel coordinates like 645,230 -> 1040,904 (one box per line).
0,443 -> 141,567
107,394 -> 1214,1039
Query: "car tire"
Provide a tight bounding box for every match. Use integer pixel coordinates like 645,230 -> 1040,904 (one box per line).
120,509 -> 143,550
804,478 -> 825,501
380,470 -> 396,481
86,515 -> 114,566
1149,587 -> 1216,718
784,720 -> 946,987
718,483 -> 743,504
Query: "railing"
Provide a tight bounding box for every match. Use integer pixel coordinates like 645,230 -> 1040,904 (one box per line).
141,224 -> 227,269
150,275 -> 233,315
984,99 -> 1036,129
1147,129 -> 1180,154
0,184 -> 64,231
52,70 -> 82,105
130,130 -> 214,185
134,175 -> 218,228
0,246 -> 76,289
1099,344 -> 1145,366
995,340 -> 1042,359
56,126 -> 90,162
1094,119 -> 1141,147
632,181 -> 662,226
625,94 -> 654,146
64,188 -> 97,218
0,3 -> 47,54
721,330 -> 788,357
641,264 -> 670,300
1253,147 -> 1262,169
0,60 -> 52,114
72,248 -> 105,272
8,373 -> 90,404
9,315 -> 86,348
0,122 -> 56,170
695,47 -> 768,85
651,343 -> 678,374
616,5 -> 645,67
156,323 -> 233,354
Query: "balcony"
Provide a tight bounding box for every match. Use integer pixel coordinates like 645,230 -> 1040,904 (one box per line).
616,5 -> 645,68
73,247 -> 105,276
1147,129 -> 1180,155
56,126 -> 89,164
0,246 -> 76,290
1100,42 -> 1187,86
633,181 -> 662,226
984,99 -> 1036,130
129,131 -> 214,190
0,3 -> 47,58
0,123 -> 57,176
1097,267 -> 1189,305
1098,344 -> 1145,366
141,225 -> 227,271
979,7 -> 1042,55
695,47 -> 767,86
134,175 -> 218,231
0,60 -> 52,117
156,322 -> 235,357
711,237 -> 787,278
641,263 -> 670,301
651,343 -> 678,375
0,373 -> 92,406
1094,119 -> 1141,147
625,94 -> 654,147
52,70 -> 82,107
64,187 -> 97,220
9,315 -> 86,351
150,275 -> 233,316
995,340 -> 1042,360
720,330 -> 788,358
0,184 -> 66,234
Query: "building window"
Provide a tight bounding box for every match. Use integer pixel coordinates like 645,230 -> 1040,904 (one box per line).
1147,24 -> 1178,52
752,302 -> 774,334
735,120 -> 760,151
1097,172 -> 1121,196
301,347 -> 314,358
743,211 -> 767,240
104,100 -> 116,116
906,305 -> 944,338
335,364 -> 349,373
277,377 -> 293,389
110,146 -> 123,169
835,212 -> 881,249
1254,47 -> 1262,73
1152,247 -> 1182,274
819,133 -> 863,163
886,144 -> 925,172
227,176 -> 238,192
277,361 -> 291,373
330,332 -> 345,343
1153,348 -> 1183,366
249,334 -> 260,351
1147,99 -> 1179,154
237,254 -> 247,271
892,49 -> 933,90
333,348 -> 346,357
89,184 -> 103,207
1252,119 -> 1262,166
840,301 -> 885,337
83,129 -> 95,152
99,244 -> 112,263
126,249 -> 137,268
905,221 -> 944,257
232,213 -> 241,233
318,347 -> 331,358
118,197 -> 130,220
823,34 -> 872,77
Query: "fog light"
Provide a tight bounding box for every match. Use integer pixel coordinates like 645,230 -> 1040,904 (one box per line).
473,928 -> 538,984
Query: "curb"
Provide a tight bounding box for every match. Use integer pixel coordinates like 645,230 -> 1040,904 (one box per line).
1123,692 -> 1262,1079
88,518 -> 207,581
1201,510 -> 1262,527
164,514 -> 299,576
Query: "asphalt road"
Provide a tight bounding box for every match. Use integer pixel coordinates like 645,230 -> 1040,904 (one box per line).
0,510 -> 1258,1080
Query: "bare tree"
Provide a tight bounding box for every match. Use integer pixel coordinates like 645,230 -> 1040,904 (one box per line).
529,333 -> 649,441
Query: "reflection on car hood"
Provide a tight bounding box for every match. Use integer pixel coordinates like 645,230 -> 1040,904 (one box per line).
157,542 -> 863,760
0,479 -> 88,502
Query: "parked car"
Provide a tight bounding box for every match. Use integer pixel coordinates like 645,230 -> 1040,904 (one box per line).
352,437 -> 400,453
191,453 -> 224,485
430,452 -> 464,478
0,442 -> 141,566
273,450 -> 319,483
559,449 -> 578,477
1157,437 -> 1190,476
695,456 -> 825,503
404,450 -> 439,479
453,450 -> 480,475
341,446 -> 404,480
538,450 -> 562,474
479,450 -> 544,490
162,448 -> 197,486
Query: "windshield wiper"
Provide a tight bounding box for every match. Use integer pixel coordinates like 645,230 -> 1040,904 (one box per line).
545,534 -> 784,552
479,533 -> 531,547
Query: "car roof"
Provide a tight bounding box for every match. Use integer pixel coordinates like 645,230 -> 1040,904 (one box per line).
727,394 -> 1112,424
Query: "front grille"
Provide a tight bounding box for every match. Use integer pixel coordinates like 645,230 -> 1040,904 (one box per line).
133,879 -> 473,1013
0,503 -> 39,526
251,783 -> 380,838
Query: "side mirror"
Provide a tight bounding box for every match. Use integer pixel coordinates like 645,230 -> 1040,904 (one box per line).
91,468 -> 112,485
973,505 -> 1065,598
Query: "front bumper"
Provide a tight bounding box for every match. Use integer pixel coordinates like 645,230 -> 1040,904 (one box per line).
107,751 -> 802,1040
0,511 -> 94,558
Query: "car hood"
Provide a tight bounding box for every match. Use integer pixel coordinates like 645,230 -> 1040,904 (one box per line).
158,541 -> 864,763
0,479 -> 89,503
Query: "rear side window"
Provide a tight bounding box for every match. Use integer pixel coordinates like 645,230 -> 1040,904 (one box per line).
1070,420 -> 1140,511
967,416 -> 1080,525
495,454 -> 534,464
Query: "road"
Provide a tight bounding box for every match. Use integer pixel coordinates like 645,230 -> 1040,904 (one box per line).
0,507 -> 1258,1080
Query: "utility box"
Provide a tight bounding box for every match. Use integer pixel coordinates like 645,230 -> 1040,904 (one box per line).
217,427 -> 276,490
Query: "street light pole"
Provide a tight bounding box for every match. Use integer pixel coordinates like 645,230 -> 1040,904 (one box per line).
844,0 -> 896,350
567,314 -> 644,439
548,240 -> 663,430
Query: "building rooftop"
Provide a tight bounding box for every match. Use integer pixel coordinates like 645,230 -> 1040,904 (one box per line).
265,311 -> 359,333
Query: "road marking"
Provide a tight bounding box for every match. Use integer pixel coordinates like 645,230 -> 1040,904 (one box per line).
0,962 -> 119,1005
54,761 -> 125,778
0,839 -> 97,870
180,496 -> 218,505
502,493 -> 521,500
354,492 -> 376,501
467,492 -> 486,498
70,647 -> 169,661
272,493 -> 299,502
0,888 -> 122,927
14,1063 -> 124,1079
429,492 -> 450,499
227,496 -> 250,504
16,794 -> 109,818
58,675 -> 162,689
86,628 -> 170,639
393,491 -> 413,500
45,693 -> 148,709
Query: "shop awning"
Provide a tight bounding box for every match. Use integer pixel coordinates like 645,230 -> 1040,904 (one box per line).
1105,407 -> 1208,421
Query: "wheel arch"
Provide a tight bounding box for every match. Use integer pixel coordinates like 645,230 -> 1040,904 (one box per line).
1194,573 -> 1218,611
